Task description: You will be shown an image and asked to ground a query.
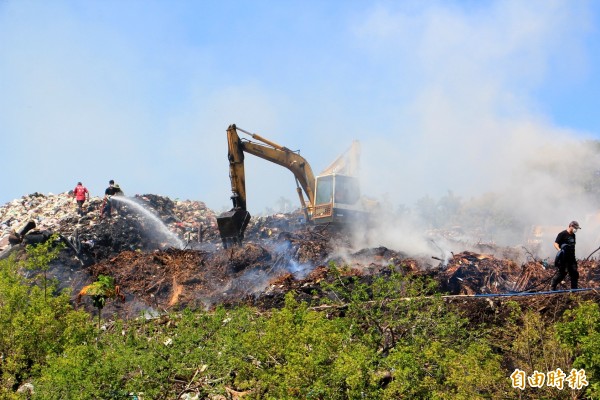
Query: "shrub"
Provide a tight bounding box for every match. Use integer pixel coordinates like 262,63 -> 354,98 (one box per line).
0,246 -> 91,398
556,301 -> 600,397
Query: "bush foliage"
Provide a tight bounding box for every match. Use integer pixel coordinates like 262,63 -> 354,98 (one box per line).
0,244 -> 598,399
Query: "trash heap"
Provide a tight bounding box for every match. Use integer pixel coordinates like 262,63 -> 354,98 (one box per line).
0,192 -> 226,261
0,192 -> 92,251
1,192 -> 600,319
433,251 -> 600,295
133,194 -> 221,244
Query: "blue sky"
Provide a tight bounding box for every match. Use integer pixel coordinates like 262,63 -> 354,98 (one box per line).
1,0 -> 600,219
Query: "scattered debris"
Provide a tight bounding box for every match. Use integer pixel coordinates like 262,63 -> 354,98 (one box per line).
1,192 -> 599,319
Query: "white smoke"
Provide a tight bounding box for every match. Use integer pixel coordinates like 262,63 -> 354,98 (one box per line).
346,2 -> 600,261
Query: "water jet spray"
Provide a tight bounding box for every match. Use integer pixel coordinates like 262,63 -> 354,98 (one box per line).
110,196 -> 185,249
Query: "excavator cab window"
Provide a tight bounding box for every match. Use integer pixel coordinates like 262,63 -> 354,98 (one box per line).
315,174 -> 360,206
315,175 -> 333,206
334,175 -> 360,205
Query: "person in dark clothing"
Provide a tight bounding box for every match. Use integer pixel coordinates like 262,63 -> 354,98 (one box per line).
551,220 -> 581,290
101,180 -> 124,218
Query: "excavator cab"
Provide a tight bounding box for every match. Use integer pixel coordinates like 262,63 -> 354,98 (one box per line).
312,174 -> 366,224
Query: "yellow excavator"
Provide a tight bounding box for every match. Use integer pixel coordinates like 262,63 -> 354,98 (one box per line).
216,124 -> 370,247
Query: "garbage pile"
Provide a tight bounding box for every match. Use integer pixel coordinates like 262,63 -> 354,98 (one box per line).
0,192 -> 221,258
433,251 -> 600,295
82,241 -> 600,317
1,192 -> 599,319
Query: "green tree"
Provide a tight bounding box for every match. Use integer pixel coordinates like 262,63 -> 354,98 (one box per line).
0,251 -> 91,398
23,233 -> 65,300
77,275 -> 124,328
556,301 -> 600,398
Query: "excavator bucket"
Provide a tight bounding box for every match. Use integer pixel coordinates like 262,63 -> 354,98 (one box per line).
216,208 -> 251,248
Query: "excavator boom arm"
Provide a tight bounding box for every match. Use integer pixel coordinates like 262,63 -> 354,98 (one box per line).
240,142 -> 316,206
218,124 -> 317,247
225,124 -> 316,209
225,125 -> 247,210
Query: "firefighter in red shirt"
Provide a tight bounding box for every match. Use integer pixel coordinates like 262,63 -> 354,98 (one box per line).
72,182 -> 90,216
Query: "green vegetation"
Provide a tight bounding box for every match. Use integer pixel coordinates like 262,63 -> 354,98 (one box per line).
557,302 -> 600,397
0,239 -> 91,399
77,274 -> 124,328
0,245 -> 598,399
23,233 -> 64,300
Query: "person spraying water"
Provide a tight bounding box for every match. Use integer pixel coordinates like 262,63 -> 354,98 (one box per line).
101,179 -> 124,218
